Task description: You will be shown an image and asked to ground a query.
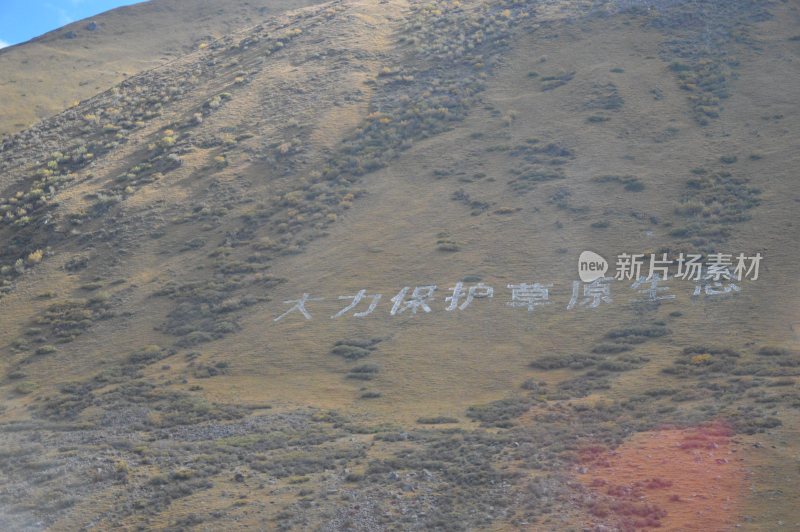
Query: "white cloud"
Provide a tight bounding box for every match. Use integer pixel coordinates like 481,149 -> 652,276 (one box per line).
56,8 -> 75,26
45,3 -> 75,26
0,40 -> 9,49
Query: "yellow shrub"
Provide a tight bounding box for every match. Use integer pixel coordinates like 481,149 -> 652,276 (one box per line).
691,354 -> 713,365
26,250 -> 44,264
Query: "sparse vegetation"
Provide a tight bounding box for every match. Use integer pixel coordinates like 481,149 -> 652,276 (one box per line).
540,71 -> 574,91
593,174 -> 645,192
671,169 -> 760,250
331,338 -> 382,360
0,0 -> 793,529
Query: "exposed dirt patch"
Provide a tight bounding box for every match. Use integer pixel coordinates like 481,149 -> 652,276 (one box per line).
577,421 -> 745,531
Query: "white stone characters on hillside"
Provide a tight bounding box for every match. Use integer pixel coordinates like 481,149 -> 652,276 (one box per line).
507,283 -> 552,312
332,290 -> 383,318
274,293 -> 323,321
693,276 -> 741,298
445,282 -> 494,311
390,285 -> 437,315
272,251 -> 760,321
692,265 -> 741,298
568,277 -> 613,309
631,274 -> 675,302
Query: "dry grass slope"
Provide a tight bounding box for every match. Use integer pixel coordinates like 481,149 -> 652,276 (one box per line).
0,0 -> 323,137
0,0 -> 798,530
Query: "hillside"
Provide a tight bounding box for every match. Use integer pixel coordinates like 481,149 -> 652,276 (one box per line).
0,0 -> 322,137
0,0 -> 799,530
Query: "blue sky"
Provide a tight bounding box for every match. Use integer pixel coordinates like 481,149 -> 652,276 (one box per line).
0,0 -> 145,48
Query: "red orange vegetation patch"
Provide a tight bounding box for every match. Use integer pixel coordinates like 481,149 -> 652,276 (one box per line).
576,422 -> 745,531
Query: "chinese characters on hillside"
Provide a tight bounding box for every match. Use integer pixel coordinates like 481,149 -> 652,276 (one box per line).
274,252 -> 762,321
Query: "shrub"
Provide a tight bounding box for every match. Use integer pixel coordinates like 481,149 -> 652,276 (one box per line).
159,135 -> 176,148
346,364 -> 380,381
34,345 -> 57,355
540,71 -> 574,90
331,338 -> 381,360
14,381 -> 37,395
604,326 -> 668,342
530,353 -> 599,370
191,361 -> 230,378
345,472 -> 365,482
521,379 -> 547,393
331,345 -> 371,360
466,398 -> 530,427
417,416 -> 459,424
177,331 -> 214,347
436,239 -> 461,252
592,174 -> 644,192
758,347 -> 789,357
592,344 -> 632,354
26,250 -> 44,264
585,82 -> 623,110
691,354 -> 713,365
